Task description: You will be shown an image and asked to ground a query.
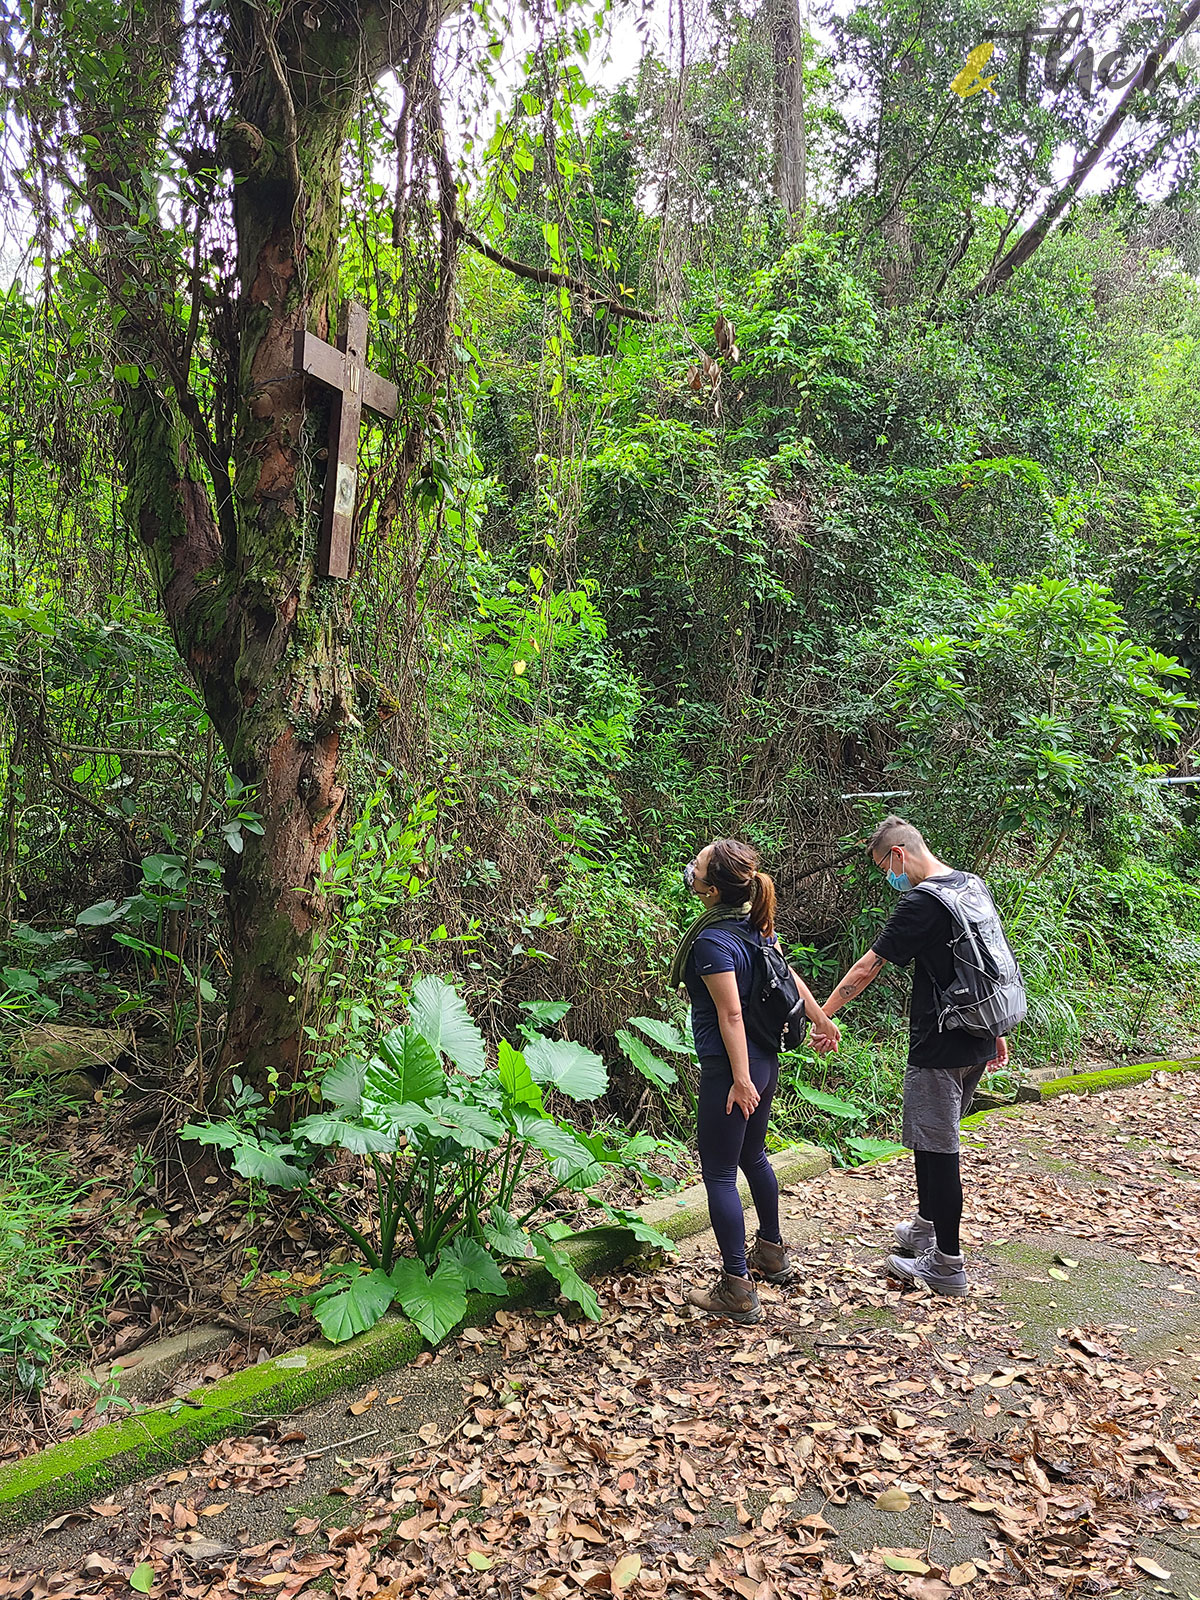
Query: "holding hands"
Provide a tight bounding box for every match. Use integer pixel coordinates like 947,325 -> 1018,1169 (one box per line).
810,1016 -> 842,1056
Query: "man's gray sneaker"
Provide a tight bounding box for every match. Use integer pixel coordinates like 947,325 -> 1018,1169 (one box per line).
887,1246 -> 969,1296
893,1215 -> 936,1256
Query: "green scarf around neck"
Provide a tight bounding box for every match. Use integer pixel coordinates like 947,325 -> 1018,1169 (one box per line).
667,901 -> 752,990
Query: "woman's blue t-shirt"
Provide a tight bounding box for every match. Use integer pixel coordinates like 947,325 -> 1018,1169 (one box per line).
685,921 -> 779,1065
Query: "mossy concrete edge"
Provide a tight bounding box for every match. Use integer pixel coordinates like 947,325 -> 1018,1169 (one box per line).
846,1059 -> 1200,1176
1023,1056 -> 1200,1100
0,1231 -> 631,1534
0,1143 -> 827,1532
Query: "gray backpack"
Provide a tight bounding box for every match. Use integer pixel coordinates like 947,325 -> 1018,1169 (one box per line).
913,873 -> 1027,1038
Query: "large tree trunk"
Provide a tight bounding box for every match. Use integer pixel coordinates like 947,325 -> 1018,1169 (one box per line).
204,7 -> 366,1103
770,0 -> 807,228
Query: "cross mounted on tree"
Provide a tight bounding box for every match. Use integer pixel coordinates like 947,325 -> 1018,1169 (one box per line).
294,300 -> 399,579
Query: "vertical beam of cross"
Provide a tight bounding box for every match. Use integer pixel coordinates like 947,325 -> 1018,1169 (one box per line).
294,301 -> 399,579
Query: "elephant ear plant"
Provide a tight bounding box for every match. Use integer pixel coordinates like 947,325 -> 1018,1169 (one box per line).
183,978 -> 675,1344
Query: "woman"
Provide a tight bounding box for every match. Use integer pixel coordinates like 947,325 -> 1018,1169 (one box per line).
669,839 -> 841,1324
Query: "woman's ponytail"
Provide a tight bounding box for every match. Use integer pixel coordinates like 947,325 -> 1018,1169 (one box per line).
707,839 -> 777,935
749,869 -> 776,938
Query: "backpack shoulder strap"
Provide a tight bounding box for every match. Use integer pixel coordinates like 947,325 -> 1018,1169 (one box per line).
911,879 -> 958,914
719,923 -> 765,949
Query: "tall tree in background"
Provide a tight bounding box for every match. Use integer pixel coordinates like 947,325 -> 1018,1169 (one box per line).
770,0 -> 808,224
825,0 -> 1200,305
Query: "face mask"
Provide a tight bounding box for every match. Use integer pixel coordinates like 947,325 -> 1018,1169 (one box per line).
683,861 -> 697,891
887,868 -> 911,892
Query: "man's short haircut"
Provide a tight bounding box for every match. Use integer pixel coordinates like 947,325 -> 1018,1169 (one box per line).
867,815 -> 926,861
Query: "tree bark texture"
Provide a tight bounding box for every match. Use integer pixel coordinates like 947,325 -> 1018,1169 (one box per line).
770,0 -> 807,227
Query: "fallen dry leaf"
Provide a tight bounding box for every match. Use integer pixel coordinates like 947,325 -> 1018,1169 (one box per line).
1133,1556 -> 1172,1580
611,1552 -> 641,1592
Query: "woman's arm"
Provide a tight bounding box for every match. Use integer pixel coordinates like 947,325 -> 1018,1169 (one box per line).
788,968 -> 841,1053
701,970 -> 760,1120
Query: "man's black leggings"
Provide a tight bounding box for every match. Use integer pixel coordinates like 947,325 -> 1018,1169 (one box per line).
915,1149 -> 962,1256
696,1054 -> 781,1277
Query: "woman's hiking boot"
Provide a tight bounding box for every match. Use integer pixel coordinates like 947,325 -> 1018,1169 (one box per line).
887,1246 -> 968,1297
686,1271 -> 763,1324
746,1234 -> 794,1283
893,1215 -> 936,1256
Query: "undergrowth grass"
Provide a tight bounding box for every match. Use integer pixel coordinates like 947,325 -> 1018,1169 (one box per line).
0,1089 -> 90,1393
769,1032 -> 907,1163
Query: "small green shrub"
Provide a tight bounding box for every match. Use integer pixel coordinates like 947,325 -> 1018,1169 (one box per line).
770,1032 -> 907,1162
0,1122 -> 87,1389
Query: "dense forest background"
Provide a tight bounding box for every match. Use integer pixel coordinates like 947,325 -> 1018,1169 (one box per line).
2,0 -> 1200,1407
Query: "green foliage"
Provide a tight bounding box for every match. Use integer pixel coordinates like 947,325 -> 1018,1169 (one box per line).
185,982 -> 666,1343
6,0 -> 1200,1395
887,576 -> 1195,847
771,1036 -> 907,1162
0,1103 -> 89,1389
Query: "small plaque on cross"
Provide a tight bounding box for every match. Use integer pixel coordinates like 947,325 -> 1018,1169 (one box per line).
294,300 -> 399,579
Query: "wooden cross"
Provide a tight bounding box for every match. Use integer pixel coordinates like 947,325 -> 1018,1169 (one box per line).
294,301 -> 399,579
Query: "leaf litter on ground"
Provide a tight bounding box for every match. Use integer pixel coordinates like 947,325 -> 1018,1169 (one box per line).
2,1072 -> 1199,1599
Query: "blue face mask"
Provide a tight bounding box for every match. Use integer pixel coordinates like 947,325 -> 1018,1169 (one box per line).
886,868 -> 911,892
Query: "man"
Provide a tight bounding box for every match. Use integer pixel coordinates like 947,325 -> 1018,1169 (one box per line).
820,816 -> 1009,1296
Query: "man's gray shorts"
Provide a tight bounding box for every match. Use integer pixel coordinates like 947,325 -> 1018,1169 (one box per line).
902,1063 -> 987,1153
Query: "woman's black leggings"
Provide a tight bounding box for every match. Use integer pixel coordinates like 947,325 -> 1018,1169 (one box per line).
696,1053 -> 781,1278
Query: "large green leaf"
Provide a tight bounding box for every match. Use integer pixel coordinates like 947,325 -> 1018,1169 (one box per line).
410,976 -> 487,1076
497,1040 -> 543,1110
531,1234 -> 601,1322
422,1096 -> 505,1151
290,1113 -> 397,1156
365,1026 -> 445,1120
629,1016 -> 694,1055
847,1135 -> 907,1161
443,1236 -> 507,1296
180,1122 -> 308,1190
524,1036 -> 608,1102
793,1083 -> 864,1119
598,1205 -> 675,1251
616,1030 -> 678,1090
322,1055 -> 366,1113
313,1268 -> 395,1343
389,1257 -> 467,1344
512,1110 -> 604,1186
482,1204 -> 534,1259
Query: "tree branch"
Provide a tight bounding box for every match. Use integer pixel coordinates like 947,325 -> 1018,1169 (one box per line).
460,227 -> 659,323
976,0 -> 1200,294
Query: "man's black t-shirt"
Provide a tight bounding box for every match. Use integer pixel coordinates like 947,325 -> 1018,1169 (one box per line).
872,871 -> 996,1071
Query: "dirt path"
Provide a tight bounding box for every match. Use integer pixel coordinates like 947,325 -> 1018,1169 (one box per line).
3,1072 -> 1200,1599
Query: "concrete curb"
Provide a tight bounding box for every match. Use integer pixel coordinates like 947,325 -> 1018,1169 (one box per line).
1014,1055 -> 1200,1101
642,1142 -> 832,1242
0,1144 -> 830,1533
